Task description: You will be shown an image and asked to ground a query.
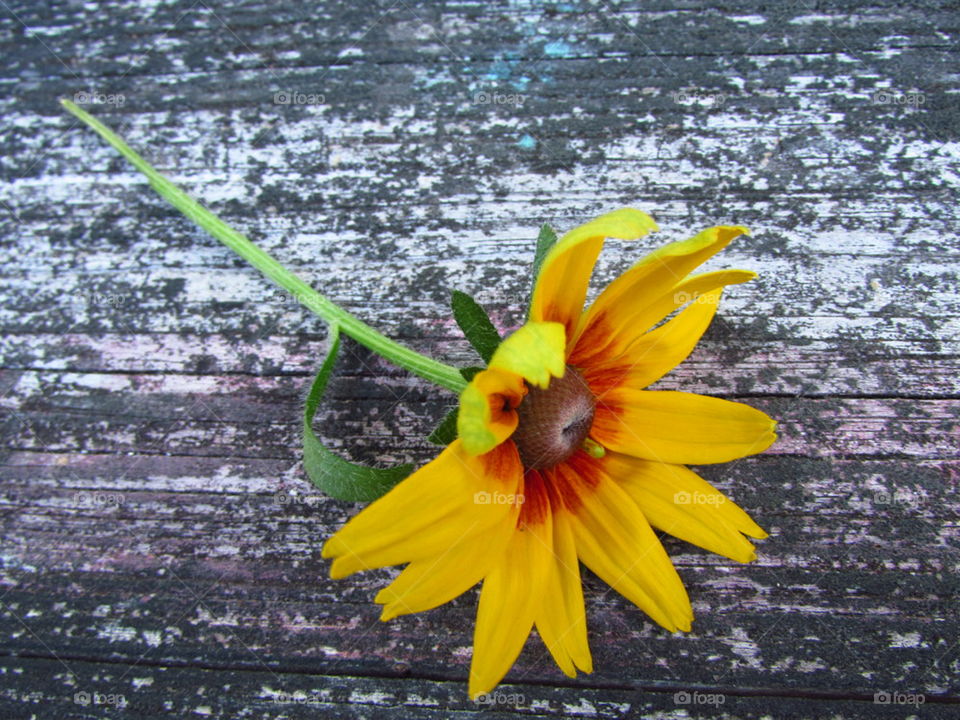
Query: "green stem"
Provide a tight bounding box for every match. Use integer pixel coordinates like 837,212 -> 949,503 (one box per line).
61,99 -> 467,393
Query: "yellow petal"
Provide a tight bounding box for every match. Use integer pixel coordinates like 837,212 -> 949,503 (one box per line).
559,461 -> 692,632
604,452 -> 764,562
572,225 -> 749,353
458,321 -> 566,456
322,440 -> 522,578
591,390 -> 777,465
469,512 -> 554,700
534,509 -> 592,677
573,268 -> 755,366
375,496 -> 521,621
577,287 -> 723,393
530,208 -> 659,341
488,321 -> 567,388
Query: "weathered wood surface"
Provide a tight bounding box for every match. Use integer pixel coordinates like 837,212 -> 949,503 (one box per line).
1,0 -> 958,717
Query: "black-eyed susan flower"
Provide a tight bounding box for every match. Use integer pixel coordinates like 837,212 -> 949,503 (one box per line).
61,105 -> 775,704
322,208 -> 777,698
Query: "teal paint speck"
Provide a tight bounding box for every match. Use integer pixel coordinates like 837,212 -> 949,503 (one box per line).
517,134 -> 537,150
544,40 -> 573,57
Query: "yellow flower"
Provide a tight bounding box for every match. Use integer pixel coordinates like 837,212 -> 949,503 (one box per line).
322,208 -> 777,699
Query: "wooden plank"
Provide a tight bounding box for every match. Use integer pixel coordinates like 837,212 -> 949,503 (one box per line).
2,334 -> 959,398
1,452 -> 957,698
4,656 -> 956,720
3,365 -> 959,460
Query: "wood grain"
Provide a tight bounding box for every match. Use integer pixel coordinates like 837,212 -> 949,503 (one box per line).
1,0 -> 958,717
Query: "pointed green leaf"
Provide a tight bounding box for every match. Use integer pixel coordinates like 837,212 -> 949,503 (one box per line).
426,407 -> 459,445
451,290 -> 501,364
304,325 -> 413,502
459,366 -> 484,382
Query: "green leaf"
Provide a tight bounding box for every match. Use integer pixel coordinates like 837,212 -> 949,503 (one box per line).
530,223 -> 558,293
426,407 -> 459,445
303,325 -> 413,502
459,366 -> 484,382
451,290 -> 501,364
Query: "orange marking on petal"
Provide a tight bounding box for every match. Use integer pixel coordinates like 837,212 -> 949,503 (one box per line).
564,451 -> 605,493
581,363 -> 632,399
519,469 -> 550,526
543,451 -> 603,515
479,440 -> 524,489
589,402 -> 626,446
542,466 -> 579,514
568,311 -> 617,366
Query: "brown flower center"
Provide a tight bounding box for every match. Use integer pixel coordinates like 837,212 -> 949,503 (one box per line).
512,366 -> 596,470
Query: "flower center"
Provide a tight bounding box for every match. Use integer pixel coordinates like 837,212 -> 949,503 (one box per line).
512,365 -> 596,470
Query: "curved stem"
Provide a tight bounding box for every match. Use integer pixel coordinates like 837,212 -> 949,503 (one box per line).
61,99 -> 467,393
